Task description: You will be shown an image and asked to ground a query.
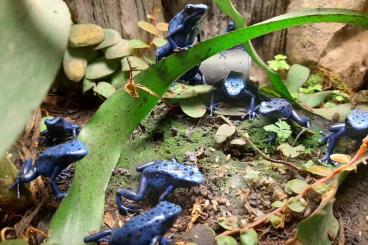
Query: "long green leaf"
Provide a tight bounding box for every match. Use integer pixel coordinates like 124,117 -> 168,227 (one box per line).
47,9 -> 368,245
213,0 -> 294,100
0,0 -> 71,156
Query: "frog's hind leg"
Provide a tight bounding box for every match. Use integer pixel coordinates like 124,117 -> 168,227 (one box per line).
158,185 -> 174,201
83,230 -> 112,244
10,159 -> 37,198
319,123 -> 345,144
209,92 -> 220,116
115,175 -> 149,215
319,126 -> 346,166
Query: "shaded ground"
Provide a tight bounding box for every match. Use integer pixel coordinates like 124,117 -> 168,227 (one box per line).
2,95 -> 368,244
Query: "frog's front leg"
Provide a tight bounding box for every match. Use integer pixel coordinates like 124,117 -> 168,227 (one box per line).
83,229 -> 112,244
158,185 -> 174,201
209,92 -> 219,116
115,175 -> 149,215
242,90 -> 258,119
10,159 -> 36,198
167,24 -> 185,50
319,123 -> 345,144
319,126 -> 346,166
291,110 -> 310,128
49,166 -> 66,200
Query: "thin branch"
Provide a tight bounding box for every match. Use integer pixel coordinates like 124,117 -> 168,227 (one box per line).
219,115 -> 303,171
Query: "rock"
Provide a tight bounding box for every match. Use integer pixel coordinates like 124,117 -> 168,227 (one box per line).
286,0 -> 368,90
181,224 -> 216,245
69,24 -> 104,47
319,31 -> 368,91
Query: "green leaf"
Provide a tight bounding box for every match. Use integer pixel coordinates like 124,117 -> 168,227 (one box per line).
110,70 -> 127,89
240,229 -> 258,245
152,37 -> 167,47
121,56 -> 149,71
0,240 -> 28,245
277,143 -> 305,158
216,236 -> 238,245
82,77 -> 96,93
286,179 -> 309,194
128,39 -> 150,49
95,28 -> 121,50
93,82 -> 116,98
104,39 -> 133,59
267,58 -> 290,72
138,21 -> 158,35
263,120 -> 292,142
297,91 -> 334,108
299,84 -> 322,94
0,0 -> 71,157
179,97 -> 207,118
288,198 -> 307,213
272,200 -> 285,208
275,54 -> 287,60
218,217 -> 239,230
291,201 -> 338,245
47,9 -> 368,245
285,64 -> 310,93
269,215 -> 284,229
85,58 -> 120,79
310,103 -> 352,122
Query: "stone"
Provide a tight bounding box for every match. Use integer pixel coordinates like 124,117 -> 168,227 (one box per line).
319,31 -> 368,91
286,0 -> 368,90
69,24 -> 104,47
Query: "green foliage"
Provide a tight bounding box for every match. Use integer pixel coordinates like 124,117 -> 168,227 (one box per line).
299,74 -> 323,94
216,236 -> 238,245
240,229 -> 258,245
277,143 -> 305,158
0,0 -> 71,157
46,9 -> 368,245
263,120 -> 292,143
285,64 -> 310,94
267,54 -> 290,72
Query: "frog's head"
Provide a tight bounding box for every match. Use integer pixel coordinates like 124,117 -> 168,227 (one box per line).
55,140 -> 88,163
258,100 -> 282,118
226,21 -> 236,32
183,4 -> 208,24
45,117 -> 64,128
181,165 -> 205,186
224,71 -> 245,97
346,110 -> 368,130
157,201 -> 182,231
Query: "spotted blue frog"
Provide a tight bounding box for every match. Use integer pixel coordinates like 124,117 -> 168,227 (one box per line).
156,4 -> 208,84
256,98 -> 310,143
115,159 -> 204,215
209,71 -> 258,118
319,109 -> 368,165
10,139 -> 88,200
41,117 -> 80,143
84,201 -> 181,245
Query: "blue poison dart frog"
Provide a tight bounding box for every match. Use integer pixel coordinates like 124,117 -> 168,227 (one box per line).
256,98 -> 310,143
319,109 -> 368,165
156,4 -> 208,84
41,117 -> 80,143
209,71 -> 258,119
115,159 -> 204,215
84,201 -> 181,245
10,139 -> 88,200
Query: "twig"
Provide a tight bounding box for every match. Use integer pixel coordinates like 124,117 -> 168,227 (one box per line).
292,128 -> 307,147
219,115 -> 303,172
216,136 -> 368,238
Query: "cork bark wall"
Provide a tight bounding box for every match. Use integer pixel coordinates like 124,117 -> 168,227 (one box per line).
65,0 -> 289,60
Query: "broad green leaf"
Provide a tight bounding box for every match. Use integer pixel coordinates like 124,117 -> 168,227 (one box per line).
152,37 -> 168,47
298,91 -> 334,108
290,201 -> 338,245
47,9 -> 368,245
286,179 -> 309,194
240,229 -> 258,245
0,0 -> 71,157
163,83 -> 214,99
263,120 -> 292,142
277,143 -> 305,158
93,82 -> 116,98
272,200 -> 285,208
285,64 -> 310,93
138,21 -> 158,35
121,56 -> 149,71
214,0 -> 294,100
110,70 -> 127,89
95,28 -> 121,50
216,236 -> 238,245
82,77 -> 95,93
215,124 -> 236,143
128,39 -> 150,49
269,215 -> 284,229
218,217 -> 239,230
288,198 -> 307,213
85,58 -> 120,79
104,39 -> 132,59
179,97 -> 207,118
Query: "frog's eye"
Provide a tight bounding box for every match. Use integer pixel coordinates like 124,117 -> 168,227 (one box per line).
185,6 -> 194,14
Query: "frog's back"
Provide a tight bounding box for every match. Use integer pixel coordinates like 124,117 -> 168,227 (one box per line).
109,202 -> 172,245
346,110 -> 368,137
142,160 -> 191,180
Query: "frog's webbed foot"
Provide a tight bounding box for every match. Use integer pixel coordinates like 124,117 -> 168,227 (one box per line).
318,155 -> 338,167
242,109 -> 259,120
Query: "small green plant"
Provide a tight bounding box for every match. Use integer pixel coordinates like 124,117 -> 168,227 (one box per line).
263,120 -> 292,143
267,54 -> 290,72
299,74 -> 323,94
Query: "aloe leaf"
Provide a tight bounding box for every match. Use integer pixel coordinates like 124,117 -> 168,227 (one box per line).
0,0 -> 71,157
213,0 -> 294,100
46,9 -> 368,245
